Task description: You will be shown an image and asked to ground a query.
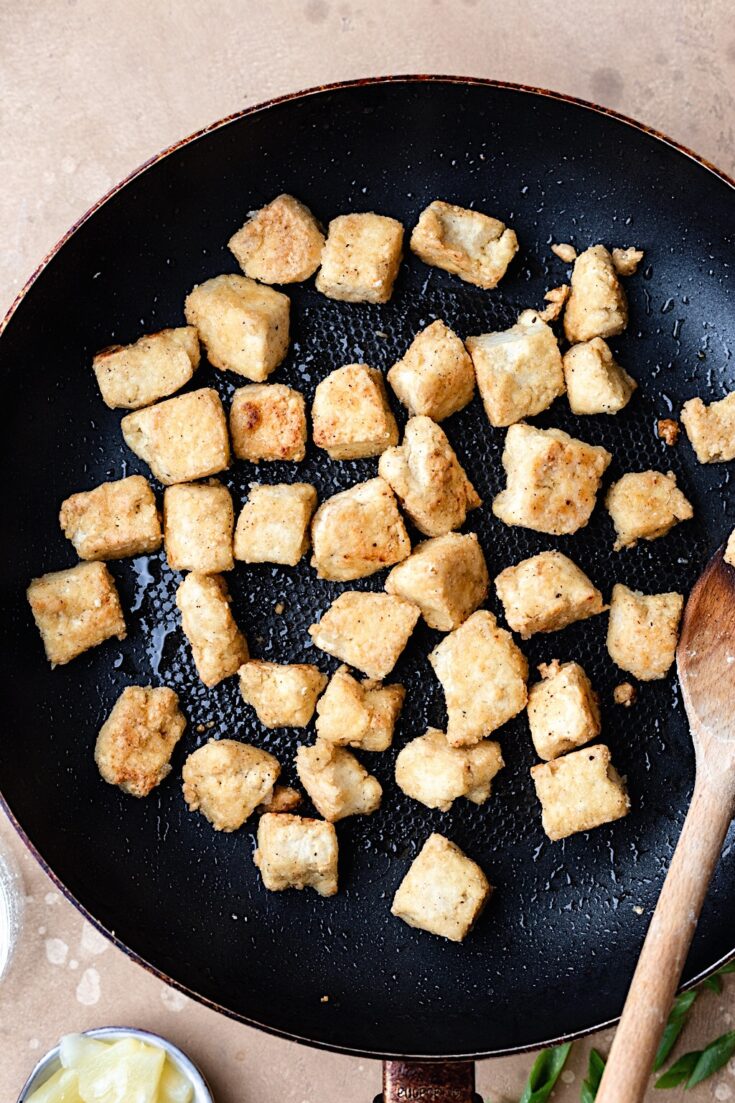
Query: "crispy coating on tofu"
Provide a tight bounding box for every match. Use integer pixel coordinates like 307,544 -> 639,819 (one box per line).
563,337 -> 637,415
95,686 -> 186,798
385,532 -> 488,632
527,660 -> 601,760
379,416 -> 481,537
531,744 -> 630,841
681,391 -> 735,463
607,584 -> 683,681
310,477 -> 410,581
59,475 -> 161,561
163,480 -> 234,573
309,591 -> 420,681
27,562 -> 126,666
259,784 -> 302,813
176,572 -> 249,686
429,610 -> 528,746
229,383 -> 307,463
315,212 -> 404,303
492,423 -> 611,536
238,660 -> 327,728
563,245 -> 628,344
311,364 -> 398,460
121,388 -> 230,485
538,285 -> 570,323
387,320 -> 475,422
551,242 -> 578,263
658,418 -> 681,446
234,482 -> 317,565
92,326 -> 200,409
295,739 -> 382,822
611,247 -> 644,276
410,200 -> 518,290
315,665 -> 405,751
395,727 -> 504,811
253,813 -> 338,896
726,528 -> 735,567
228,194 -> 325,284
614,682 -> 637,707
182,738 -> 280,831
494,551 -> 606,639
605,470 -> 693,550
184,273 -> 290,381
391,833 -> 491,941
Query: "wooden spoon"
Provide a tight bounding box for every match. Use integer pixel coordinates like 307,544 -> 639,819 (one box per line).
596,545 -> 735,1103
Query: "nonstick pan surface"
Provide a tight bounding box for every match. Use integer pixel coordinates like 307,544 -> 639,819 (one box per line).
1,77 -> 734,1060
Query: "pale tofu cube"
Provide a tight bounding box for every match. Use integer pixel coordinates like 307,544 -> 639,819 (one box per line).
163,480 -> 234,573
681,391 -> 735,463
253,813 -> 338,896
429,610 -> 528,746
466,314 -> 565,427
229,383 -> 307,462
238,660 -> 327,728
228,194 -> 325,284
527,660 -> 601,760
234,482 -> 317,565
315,665 -> 404,751
563,245 -> 628,343
410,200 -> 518,289
309,591 -> 420,681
379,416 -> 481,537
531,744 -> 630,841
387,320 -> 475,421
176,572 -> 249,686
27,562 -> 126,666
395,727 -> 504,811
92,326 -> 200,409
184,273 -> 289,380
59,475 -> 161,560
121,388 -> 230,485
494,551 -> 606,638
95,685 -> 186,798
312,364 -> 398,460
310,477 -> 410,582
726,528 -> 735,567
607,584 -> 683,681
315,212 -> 404,303
182,738 -> 280,831
492,423 -> 611,535
391,833 -> 491,941
385,532 -> 488,632
605,470 -> 693,550
296,739 -> 382,822
563,337 -> 637,415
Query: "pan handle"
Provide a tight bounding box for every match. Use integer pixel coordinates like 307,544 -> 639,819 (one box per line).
374,1060 -> 481,1102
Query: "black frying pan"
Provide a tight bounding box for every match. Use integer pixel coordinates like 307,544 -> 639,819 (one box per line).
2,77 -> 734,1083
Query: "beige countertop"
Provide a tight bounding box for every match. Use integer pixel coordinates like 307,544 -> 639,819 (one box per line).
1,2 -> 734,1101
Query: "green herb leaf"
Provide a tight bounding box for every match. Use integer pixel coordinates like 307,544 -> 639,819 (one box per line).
519,1043 -> 573,1103
653,989 -> 699,1071
716,962 -> 735,976
580,1048 -> 606,1102
654,1051 -> 700,1089
685,1030 -> 735,1089
702,974 -> 723,994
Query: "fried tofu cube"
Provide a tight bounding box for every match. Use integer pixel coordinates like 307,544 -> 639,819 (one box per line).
563,337 -> 637,415
163,480 -> 234,573
234,482 -> 317,565
466,313 -> 565,427
238,660 -> 327,728
494,551 -> 606,639
259,785 -> 302,813
309,591 -> 420,680
611,247 -> 644,276
312,364 -> 398,460
563,245 -> 628,343
228,194 -> 325,284
27,562 -> 126,666
395,727 -> 504,811
315,212 -> 404,303
681,391 -> 735,463
182,738 -> 280,831
315,665 -> 404,751
295,739 -> 382,822
605,470 -> 693,550
184,273 -> 290,381
95,685 -> 186,798
726,527 -> 735,567
385,532 -> 488,632
429,610 -> 528,746
492,423 -> 611,536
176,572 -> 248,686
387,320 -> 475,422
379,416 -> 481,537
229,383 -> 307,463
607,584 -> 683,681
92,326 -> 200,409
310,477 -> 410,582
253,813 -> 338,896
391,833 -> 491,941
121,387 -> 230,485
410,200 -> 518,290
59,475 -> 161,560
527,660 -> 601,760
531,744 -> 630,841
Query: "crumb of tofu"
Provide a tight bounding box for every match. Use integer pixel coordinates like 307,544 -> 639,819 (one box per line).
310,477 -> 410,581
410,200 -> 518,289
395,727 -> 504,811
163,480 -> 234,573
538,285 -> 570,322
563,337 -> 637,415
229,383 -> 307,462
296,739 -> 382,822
681,392 -> 735,463
315,212 -> 404,303
633,905 -> 644,915
387,319 -> 475,422
182,738 -> 280,831
238,660 -> 327,728
258,784 -> 301,814
311,364 -> 398,460
253,813 -> 338,896
564,245 -> 628,344
228,194 -> 325,284
605,470 -> 693,550
176,572 -> 249,686
495,551 -> 605,640
27,562 -> 126,666
309,591 -> 420,681
531,744 -> 630,841
315,665 -> 405,751
657,418 -> 680,446
391,833 -> 491,941
726,528 -> 735,567
607,584 -> 683,681
92,326 -> 200,410
60,475 -> 161,561
611,247 -> 645,276
551,242 -> 577,263
385,532 -> 488,632
234,482 -> 317,566
121,387 -> 230,485
614,682 -> 637,707
527,660 -> 601,760
95,685 -> 186,798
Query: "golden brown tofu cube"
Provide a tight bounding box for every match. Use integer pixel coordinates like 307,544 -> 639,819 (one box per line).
312,364 -> 398,460
182,738 -> 280,831
605,470 -> 693,550
228,194 -> 325,284
59,475 -> 161,561
391,833 -> 491,941
163,480 -> 234,573
92,326 -> 200,409
253,813 -> 338,896
563,337 -> 637,415
176,572 -> 249,686
184,273 -> 290,381
387,320 -> 475,422
234,482 -> 317,566
385,532 -> 488,632
378,416 -> 481,537
492,423 -> 611,536
315,212 -> 404,303
410,200 -> 518,289
681,391 -> 735,463
527,660 -> 601,760
238,660 -> 327,728
27,562 -> 126,667
563,245 -> 628,343
310,477 -> 410,581
531,744 -> 630,841
726,527 -> 735,567
494,551 -> 606,639
121,388 -> 230,486
429,610 -> 528,746
309,591 -> 420,681
395,727 -> 503,811
295,739 -> 382,822
314,665 -> 404,751
229,383 -> 307,463
607,584 -> 683,681
95,685 -> 186,798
